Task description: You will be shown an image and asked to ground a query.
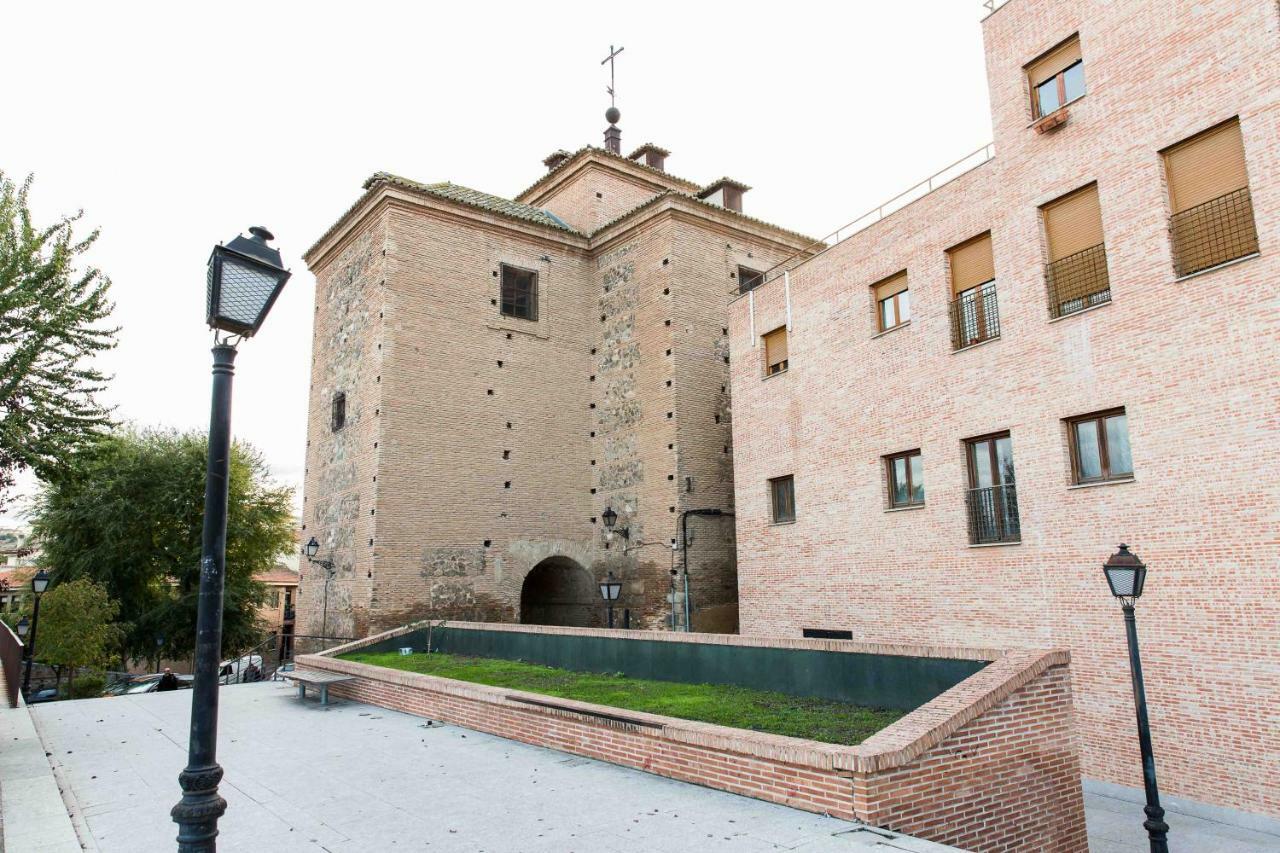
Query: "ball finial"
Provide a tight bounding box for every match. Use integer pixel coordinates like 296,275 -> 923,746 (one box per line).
605,106 -> 621,125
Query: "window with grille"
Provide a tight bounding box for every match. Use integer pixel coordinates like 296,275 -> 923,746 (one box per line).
947,232 -> 998,348
1067,409 -> 1133,484
873,271 -> 909,332
1042,184 -> 1109,318
769,475 -> 795,524
1026,35 -> 1085,119
331,392 -> 346,432
500,264 -> 538,321
1162,118 -> 1258,277
885,450 -> 925,508
738,266 -> 764,294
763,327 -> 788,376
964,432 -> 1019,544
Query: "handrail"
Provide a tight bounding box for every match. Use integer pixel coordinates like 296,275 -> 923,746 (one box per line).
0,620 -> 23,707
756,143 -> 995,290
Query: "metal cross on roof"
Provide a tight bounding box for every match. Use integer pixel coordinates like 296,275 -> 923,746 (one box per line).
601,44 -> 624,107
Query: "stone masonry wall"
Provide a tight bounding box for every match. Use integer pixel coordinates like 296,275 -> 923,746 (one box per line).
730,0 -> 1280,817
299,214 -> 386,639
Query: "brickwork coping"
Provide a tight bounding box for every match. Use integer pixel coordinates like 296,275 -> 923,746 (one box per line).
303,620 -> 1068,775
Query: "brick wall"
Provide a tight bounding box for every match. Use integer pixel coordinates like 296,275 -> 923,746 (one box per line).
730,0 -> 1280,818
301,161 -> 815,636
302,624 -> 1086,851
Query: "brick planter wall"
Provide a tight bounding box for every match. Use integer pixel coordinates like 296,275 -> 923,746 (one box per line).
300,623 -> 1087,852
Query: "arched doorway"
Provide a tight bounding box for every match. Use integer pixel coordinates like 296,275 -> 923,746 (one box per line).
519,557 -> 598,627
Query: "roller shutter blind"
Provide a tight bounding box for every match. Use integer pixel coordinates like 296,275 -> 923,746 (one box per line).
1026,36 -> 1082,87
873,271 -> 908,300
764,327 -> 788,372
1043,184 -> 1103,262
1164,119 -> 1248,214
948,233 -> 995,295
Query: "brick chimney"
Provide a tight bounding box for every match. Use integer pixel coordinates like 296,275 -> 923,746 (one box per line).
628,143 -> 670,172
604,107 -> 622,154
542,149 -> 572,171
697,178 -> 751,213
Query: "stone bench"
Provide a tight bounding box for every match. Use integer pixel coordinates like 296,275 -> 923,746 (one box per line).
284,670 -> 354,706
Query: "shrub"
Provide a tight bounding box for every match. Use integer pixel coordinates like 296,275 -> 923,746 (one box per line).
70,673 -> 107,699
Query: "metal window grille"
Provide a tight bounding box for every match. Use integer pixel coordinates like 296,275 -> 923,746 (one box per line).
1169,187 -> 1259,278
1045,243 -> 1110,319
964,483 -> 1020,544
949,281 -> 1000,349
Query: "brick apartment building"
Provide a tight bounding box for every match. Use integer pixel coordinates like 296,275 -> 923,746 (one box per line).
299,121 -> 814,639
730,0 -> 1278,823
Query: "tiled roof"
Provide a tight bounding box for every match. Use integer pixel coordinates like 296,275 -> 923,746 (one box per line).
256,566 -> 300,586
515,145 -> 701,201
364,173 -> 579,234
587,190 -> 817,246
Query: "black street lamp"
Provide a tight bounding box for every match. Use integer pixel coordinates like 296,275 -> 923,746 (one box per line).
21,569 -> 50,697
599,571 -> 622,628
1103,543 -> 1170,853
171,227 -> 289,853
303,536 -> 338,641
600,506 -> 629,543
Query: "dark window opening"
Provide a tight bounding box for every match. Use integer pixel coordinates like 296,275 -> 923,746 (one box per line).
769,475 -> 796,524
331,392 -> 346,432
738,266 -> 764,294
802,629 -> 853,640
500,264 -> 538,321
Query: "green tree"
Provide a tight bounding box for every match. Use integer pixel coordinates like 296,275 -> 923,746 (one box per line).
35,577 -> 124,696
0,171 -> 117,507
30,428 -> 294,662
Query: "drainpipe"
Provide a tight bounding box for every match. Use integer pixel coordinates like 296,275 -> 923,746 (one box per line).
677,509 -> 734,632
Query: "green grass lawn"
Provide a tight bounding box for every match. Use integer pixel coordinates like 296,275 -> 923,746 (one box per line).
339,651 -> 903,745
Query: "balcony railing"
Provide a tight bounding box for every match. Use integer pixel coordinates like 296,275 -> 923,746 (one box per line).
1170,187 -> 1259,278
949,281 -> 1000,349
1046,243 -> 1110,319
965,483 -> 1020,545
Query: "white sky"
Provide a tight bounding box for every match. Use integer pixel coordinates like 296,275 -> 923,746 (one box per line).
2,0 -> 994,524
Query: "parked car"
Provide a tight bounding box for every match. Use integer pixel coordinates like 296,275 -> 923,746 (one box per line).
219,653 -> 264,683
27,687 -> 59,704
119,673 -> 194,694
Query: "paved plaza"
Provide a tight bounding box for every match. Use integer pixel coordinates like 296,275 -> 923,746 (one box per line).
24,681 -> 1280,852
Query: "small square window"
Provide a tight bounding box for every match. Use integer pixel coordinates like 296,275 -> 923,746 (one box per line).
738,265 -> 764,294
331,392 -> 346,432
1067,409 -> 1133,483
500,264 -> 538,321
885,450 -> 925,508
769,475 -> 795,524
763,327 -> 788,376
872,271 -> 909,332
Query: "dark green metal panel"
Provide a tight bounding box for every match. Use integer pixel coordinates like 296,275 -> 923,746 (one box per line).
358,628 -> 989,712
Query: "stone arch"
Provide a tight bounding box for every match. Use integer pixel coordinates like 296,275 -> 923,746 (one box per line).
519,556 -> 599,627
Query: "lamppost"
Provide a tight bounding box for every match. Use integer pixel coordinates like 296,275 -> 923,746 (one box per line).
598,571 -> 622,628
303,537 -> 338,641
171,227 -> 290,853
600,506 -> 628,544
1103,543 -> 1170,853
20,569 -> 50,697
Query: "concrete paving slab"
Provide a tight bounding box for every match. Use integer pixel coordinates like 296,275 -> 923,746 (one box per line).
0,698 -> 81,853
30,681 -> 1280,852
31,681 -> 957,852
